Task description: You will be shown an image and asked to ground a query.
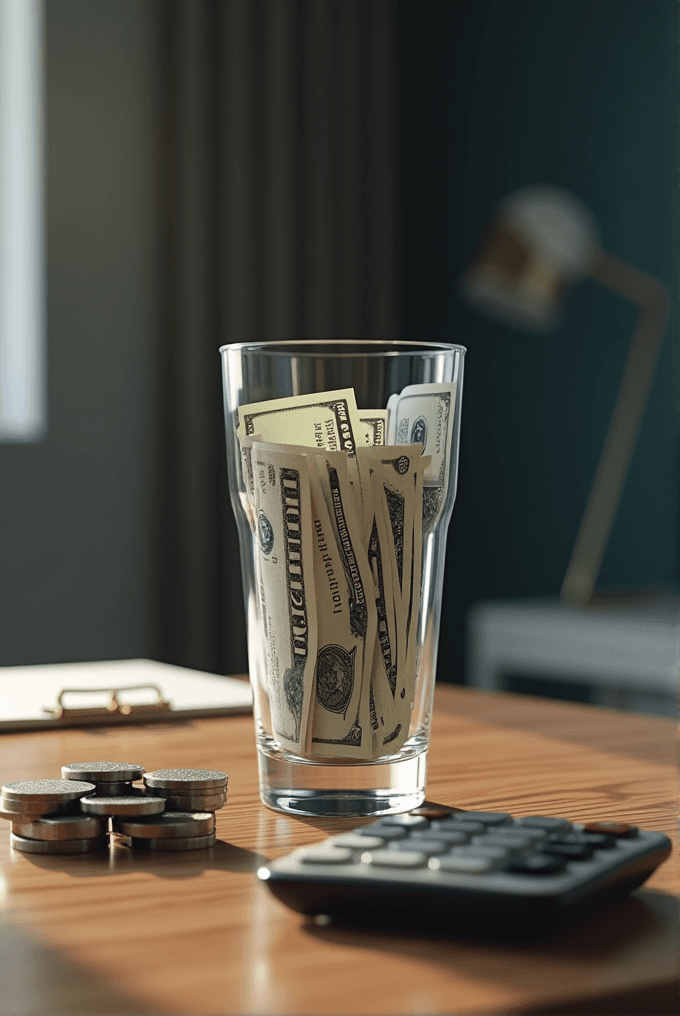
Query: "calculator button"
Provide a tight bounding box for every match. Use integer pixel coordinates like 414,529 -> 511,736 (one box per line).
358,823 -> 407,840
434,819 -> 486,835
551,831 -> 616,849
411,829 -> 469,845
391,839 -> 448,856
453,812 -> 512,826
300,848 -> 353,864
582,821 -> 638,838
472,833 -> 537,851
505,853 -> 566,874
365,849 -> 427,868
450,845 -> 511,861
486,827 -> 547,844
541,842 -> 594,860
334,834 -> 384,850
436,855 -> 494,874
513,816 -> 572,832
376,815 -> 430,830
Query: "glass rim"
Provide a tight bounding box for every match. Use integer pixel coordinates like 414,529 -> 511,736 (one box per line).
219,339 -> 467,358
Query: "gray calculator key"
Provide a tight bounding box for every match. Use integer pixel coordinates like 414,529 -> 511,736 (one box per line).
513,816 -> 572,832
472,833 -> 537,850
376,815 -> 429,830
454,811 -> 512,825
300,848 -> 353,864
436,855 -> 494,874
450,844 -> 511,861
485,827 -> 547,843
411,829 -> 469,845
334,834 -> 384,850
366,849 -> 427,868
434,819 -> 486,835
359,823 -> 407,840
391,839 -> 449,856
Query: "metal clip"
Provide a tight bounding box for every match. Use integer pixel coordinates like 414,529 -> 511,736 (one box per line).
44,684 -> 171,720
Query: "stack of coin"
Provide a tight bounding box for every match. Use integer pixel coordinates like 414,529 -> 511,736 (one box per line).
113,811 -> 217,851
142,770 -> 228,813
0,780 -> 108,854
0,767 -> 228,855
61,761 -> 145,797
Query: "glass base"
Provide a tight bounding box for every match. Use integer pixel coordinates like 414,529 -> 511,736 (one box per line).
256,737 -> 428,817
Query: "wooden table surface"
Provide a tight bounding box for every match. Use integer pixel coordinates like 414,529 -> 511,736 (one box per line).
0,683 -> 676,1016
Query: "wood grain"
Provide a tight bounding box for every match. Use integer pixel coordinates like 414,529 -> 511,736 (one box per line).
0,684 -> 675,1016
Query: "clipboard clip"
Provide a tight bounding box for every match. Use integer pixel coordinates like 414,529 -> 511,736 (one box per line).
43,684 -> 172,720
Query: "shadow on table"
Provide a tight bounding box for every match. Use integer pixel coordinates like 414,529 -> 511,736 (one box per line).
11,837 -> 269,880
301,889 -> 678,1011
0,916 -> 164,1016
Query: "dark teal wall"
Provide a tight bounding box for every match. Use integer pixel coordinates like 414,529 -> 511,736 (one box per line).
399,0 -> 678,682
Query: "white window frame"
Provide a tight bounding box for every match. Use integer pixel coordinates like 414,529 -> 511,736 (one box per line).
0,0 -> 45,442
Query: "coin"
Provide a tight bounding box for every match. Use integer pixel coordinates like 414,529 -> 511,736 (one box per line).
154,792 -> 227,812
80,795 -> 166,817
112,811 -> 215,839
61,762 -> 145,783
12,814 -> 107,840
2,780 -> 96,802
10,832 -> 110,854
89,781 -> 134,797
150,785 -> 228,801
117,831 -> 216,851
143,769 -> 228,791
0,798 -> 80,819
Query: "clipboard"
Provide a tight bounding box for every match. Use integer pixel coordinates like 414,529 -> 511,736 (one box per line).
0,658 -> 253,732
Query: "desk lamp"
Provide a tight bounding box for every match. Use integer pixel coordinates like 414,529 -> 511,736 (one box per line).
460,186 -> 669,607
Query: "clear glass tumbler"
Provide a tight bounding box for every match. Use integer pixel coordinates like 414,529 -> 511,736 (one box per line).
220,340 -> 465,817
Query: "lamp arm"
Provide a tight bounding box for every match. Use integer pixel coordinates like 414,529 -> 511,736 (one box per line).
560,251 -> 669,606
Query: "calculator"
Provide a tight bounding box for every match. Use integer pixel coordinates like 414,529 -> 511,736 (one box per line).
257,807 -> 672,940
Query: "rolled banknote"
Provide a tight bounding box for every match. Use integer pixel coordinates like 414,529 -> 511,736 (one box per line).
308,451 -> 378,759
251,443 -> 318,753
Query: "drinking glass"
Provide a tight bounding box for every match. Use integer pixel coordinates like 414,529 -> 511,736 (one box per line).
220,340 -> 465,817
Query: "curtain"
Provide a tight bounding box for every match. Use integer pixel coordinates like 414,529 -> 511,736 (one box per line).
148,0 -> 399,676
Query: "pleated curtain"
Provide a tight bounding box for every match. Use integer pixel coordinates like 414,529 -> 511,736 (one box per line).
149,0 -> 399,676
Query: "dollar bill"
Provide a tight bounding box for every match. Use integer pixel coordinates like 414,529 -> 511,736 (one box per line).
387,382 -> 458,531
395,456 -> 428,740
251,443 -> 318,753
366,468 -> 402,750
358,410 -> 388,447
308,452 -> 377,758
238,388 -> 364,455
238,388 -> 367,531
356,444 -> 423,608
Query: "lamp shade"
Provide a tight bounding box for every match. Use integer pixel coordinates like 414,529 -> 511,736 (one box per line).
460,186 -> 600,333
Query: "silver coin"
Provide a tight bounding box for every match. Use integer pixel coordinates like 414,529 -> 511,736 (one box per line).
112,811 -> 215,839
61,762 -> 145,783
90,781 -> 134,797
12,814 -> 107,841
150,785 -> 227,801
2,780 -> 96,802
156,792 -> 227,811
10,832 -> 110,854
80,795 -> 166,817
0,798 -> 80,818
117,831 -> 216,851
143,769 -> 228,791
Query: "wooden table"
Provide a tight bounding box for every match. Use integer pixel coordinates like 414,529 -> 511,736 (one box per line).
0,684 -> 676,1015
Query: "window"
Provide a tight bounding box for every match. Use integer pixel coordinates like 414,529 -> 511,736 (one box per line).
0,0 -> 45,441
